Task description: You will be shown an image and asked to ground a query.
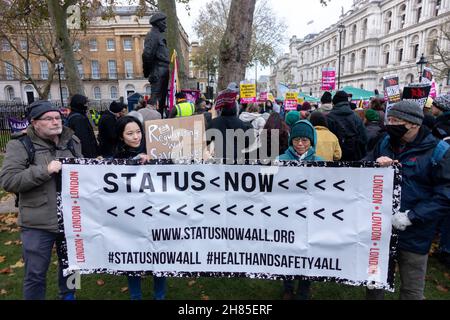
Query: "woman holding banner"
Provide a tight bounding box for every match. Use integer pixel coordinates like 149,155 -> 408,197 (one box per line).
114,116 -> 167,300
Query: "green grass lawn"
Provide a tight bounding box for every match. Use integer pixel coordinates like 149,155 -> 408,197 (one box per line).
0,213 -> 449,300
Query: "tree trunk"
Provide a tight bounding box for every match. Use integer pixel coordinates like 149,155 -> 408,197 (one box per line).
158,0 -> 186,88
47,0 -> 84,98
217,0 -> 256,91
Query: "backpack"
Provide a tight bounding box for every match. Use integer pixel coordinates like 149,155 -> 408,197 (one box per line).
328,113 -> 366,161
14,135 -> 77,207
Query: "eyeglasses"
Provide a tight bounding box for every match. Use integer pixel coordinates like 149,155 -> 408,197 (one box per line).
292,137 -> 310,144
37,116 -> 62,122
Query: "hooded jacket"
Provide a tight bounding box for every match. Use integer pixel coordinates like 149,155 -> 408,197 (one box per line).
366,126 -> 450,254
0,126 -> 82,233
239,112 -> 266,131
278,120 -> 323,161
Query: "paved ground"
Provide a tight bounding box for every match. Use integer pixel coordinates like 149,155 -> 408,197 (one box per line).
0,193 -> 18,214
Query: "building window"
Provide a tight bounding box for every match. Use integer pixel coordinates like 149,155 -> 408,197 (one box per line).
93,87 -> 101,100
386,11 -> 392,33
23,60 -> 32,77
76,61 -> 84,79
89,39 -> 97,51
5,86 -> 15,101
361,49 -> 366,69
73,40 -> 81,52
385,52 -> 390,65
350,53 -> 356,73
40,61 -> 49,80
399,48 -> 403,62
125,84 -> 135,98
20,40 -> 27,51
5,62 -> 14,80
123,38 -> 133,51
125,60 -> 133,79
399,5 -> 406,29
59,64 -> 65,80
108,60 -> 117,79
110,86 -> 118,99
106,39 -> 115,51
2,38 -> 10,51
447,69 -> 450,85
61,87 -> 69,101
417,7 -> 422,23
362,19 -> 368,39
435,0 -> 441,16
351,24 -> 357,44
413,44 -> 420,59
91,60 -> 100,79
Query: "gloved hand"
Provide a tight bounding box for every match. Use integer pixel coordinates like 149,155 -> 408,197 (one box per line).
392,210 -> 412,231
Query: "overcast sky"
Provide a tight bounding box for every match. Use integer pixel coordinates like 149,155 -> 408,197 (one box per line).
177,0 -> 355,77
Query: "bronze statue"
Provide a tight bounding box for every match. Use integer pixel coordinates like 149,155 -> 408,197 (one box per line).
143,12 -> 170,117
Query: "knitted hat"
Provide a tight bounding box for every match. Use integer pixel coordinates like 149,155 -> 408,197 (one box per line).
285,111 -> 301,128
332,91 -> 349,105
110,101 -> 127,113
70,94 -> 88,112
433,94 -> 450,112
321,91 -> 332,104
387,100 -> 424,125
289,120 -> 316,147
301,101 -> 312,111
365,109 -> 380,122
227,82 -> 239,92
28,100 -> 61,120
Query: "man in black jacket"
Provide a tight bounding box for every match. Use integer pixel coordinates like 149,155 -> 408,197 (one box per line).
67,94 -> 99,158
98,101 -> 126,158
327,90 -> 368,160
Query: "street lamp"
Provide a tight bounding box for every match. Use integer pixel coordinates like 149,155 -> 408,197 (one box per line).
56,62 -> 64,107
208,73 -> 215,100
337,23 -> 345,90
416,53 -> 428,82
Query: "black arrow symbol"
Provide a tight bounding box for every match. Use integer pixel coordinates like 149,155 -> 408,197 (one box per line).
177,205 -> 188,216
107,207 -> 118,217
160,205 -> 170,216
278,179 -> 289,190
210,177 -> 220,188
227,205 -> 237,216
332,209 -> 344,221
194,204 -> 204,215
333,180 -> 345,192
261,206 -> 271,217
142,206 -> 153,217
124,207 -> 135,217
244,205 -> 254,216
297,180 -> 308,190
314,208 -> 325,220
211,204 -> 221,215
278,207 -> 289,218
296,208 -> 307,219
315,180 -> 326,191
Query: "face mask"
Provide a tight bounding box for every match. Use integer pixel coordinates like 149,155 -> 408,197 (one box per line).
386,125 -> 409,143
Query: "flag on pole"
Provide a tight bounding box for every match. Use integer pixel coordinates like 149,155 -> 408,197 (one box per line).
169,50 -> 180,113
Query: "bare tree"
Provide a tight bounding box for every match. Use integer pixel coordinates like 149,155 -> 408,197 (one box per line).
429,20 -> 450,82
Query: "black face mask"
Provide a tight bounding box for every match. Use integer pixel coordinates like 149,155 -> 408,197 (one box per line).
386,125 -> 409,144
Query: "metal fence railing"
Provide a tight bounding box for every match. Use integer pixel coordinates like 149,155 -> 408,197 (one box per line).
0,101 -> 112,152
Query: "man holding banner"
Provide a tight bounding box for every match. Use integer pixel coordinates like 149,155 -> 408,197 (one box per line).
365,100 -> 450,300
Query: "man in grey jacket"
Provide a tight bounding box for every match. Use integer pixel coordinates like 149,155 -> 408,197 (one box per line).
0,101 -> 82,300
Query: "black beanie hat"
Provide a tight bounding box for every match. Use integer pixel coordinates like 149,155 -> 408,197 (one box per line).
70,94 -> 88,112
321,91 -> 332,104
110,101 -> 126,113
332,91 -> 349,105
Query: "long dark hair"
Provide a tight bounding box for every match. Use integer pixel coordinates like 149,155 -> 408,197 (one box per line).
114,116 -> 146,158
263,112 -> 290,156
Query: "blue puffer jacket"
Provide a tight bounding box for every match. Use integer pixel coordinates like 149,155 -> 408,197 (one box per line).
278,120 -> 324,161
367,127 -> 450,254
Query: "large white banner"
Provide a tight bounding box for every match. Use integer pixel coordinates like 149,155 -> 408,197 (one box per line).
60,161 -> 399,290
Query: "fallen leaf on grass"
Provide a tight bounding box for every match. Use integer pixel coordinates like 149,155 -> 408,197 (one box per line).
187,280 -> 196,287
3,241 -> 12,246
10,259 -> 24,269
96,279 -> 105,286
0,267 -> 12,274
0,256 -> 5,263
120,287 -> 128,293
200,294 -> 209,300
444,273 -> 450,280
0,289 -> 7,295
8,228 -> 20,233
436,285 -> 449,293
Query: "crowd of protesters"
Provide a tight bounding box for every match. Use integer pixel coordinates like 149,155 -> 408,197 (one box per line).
0,82 -> 449,301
